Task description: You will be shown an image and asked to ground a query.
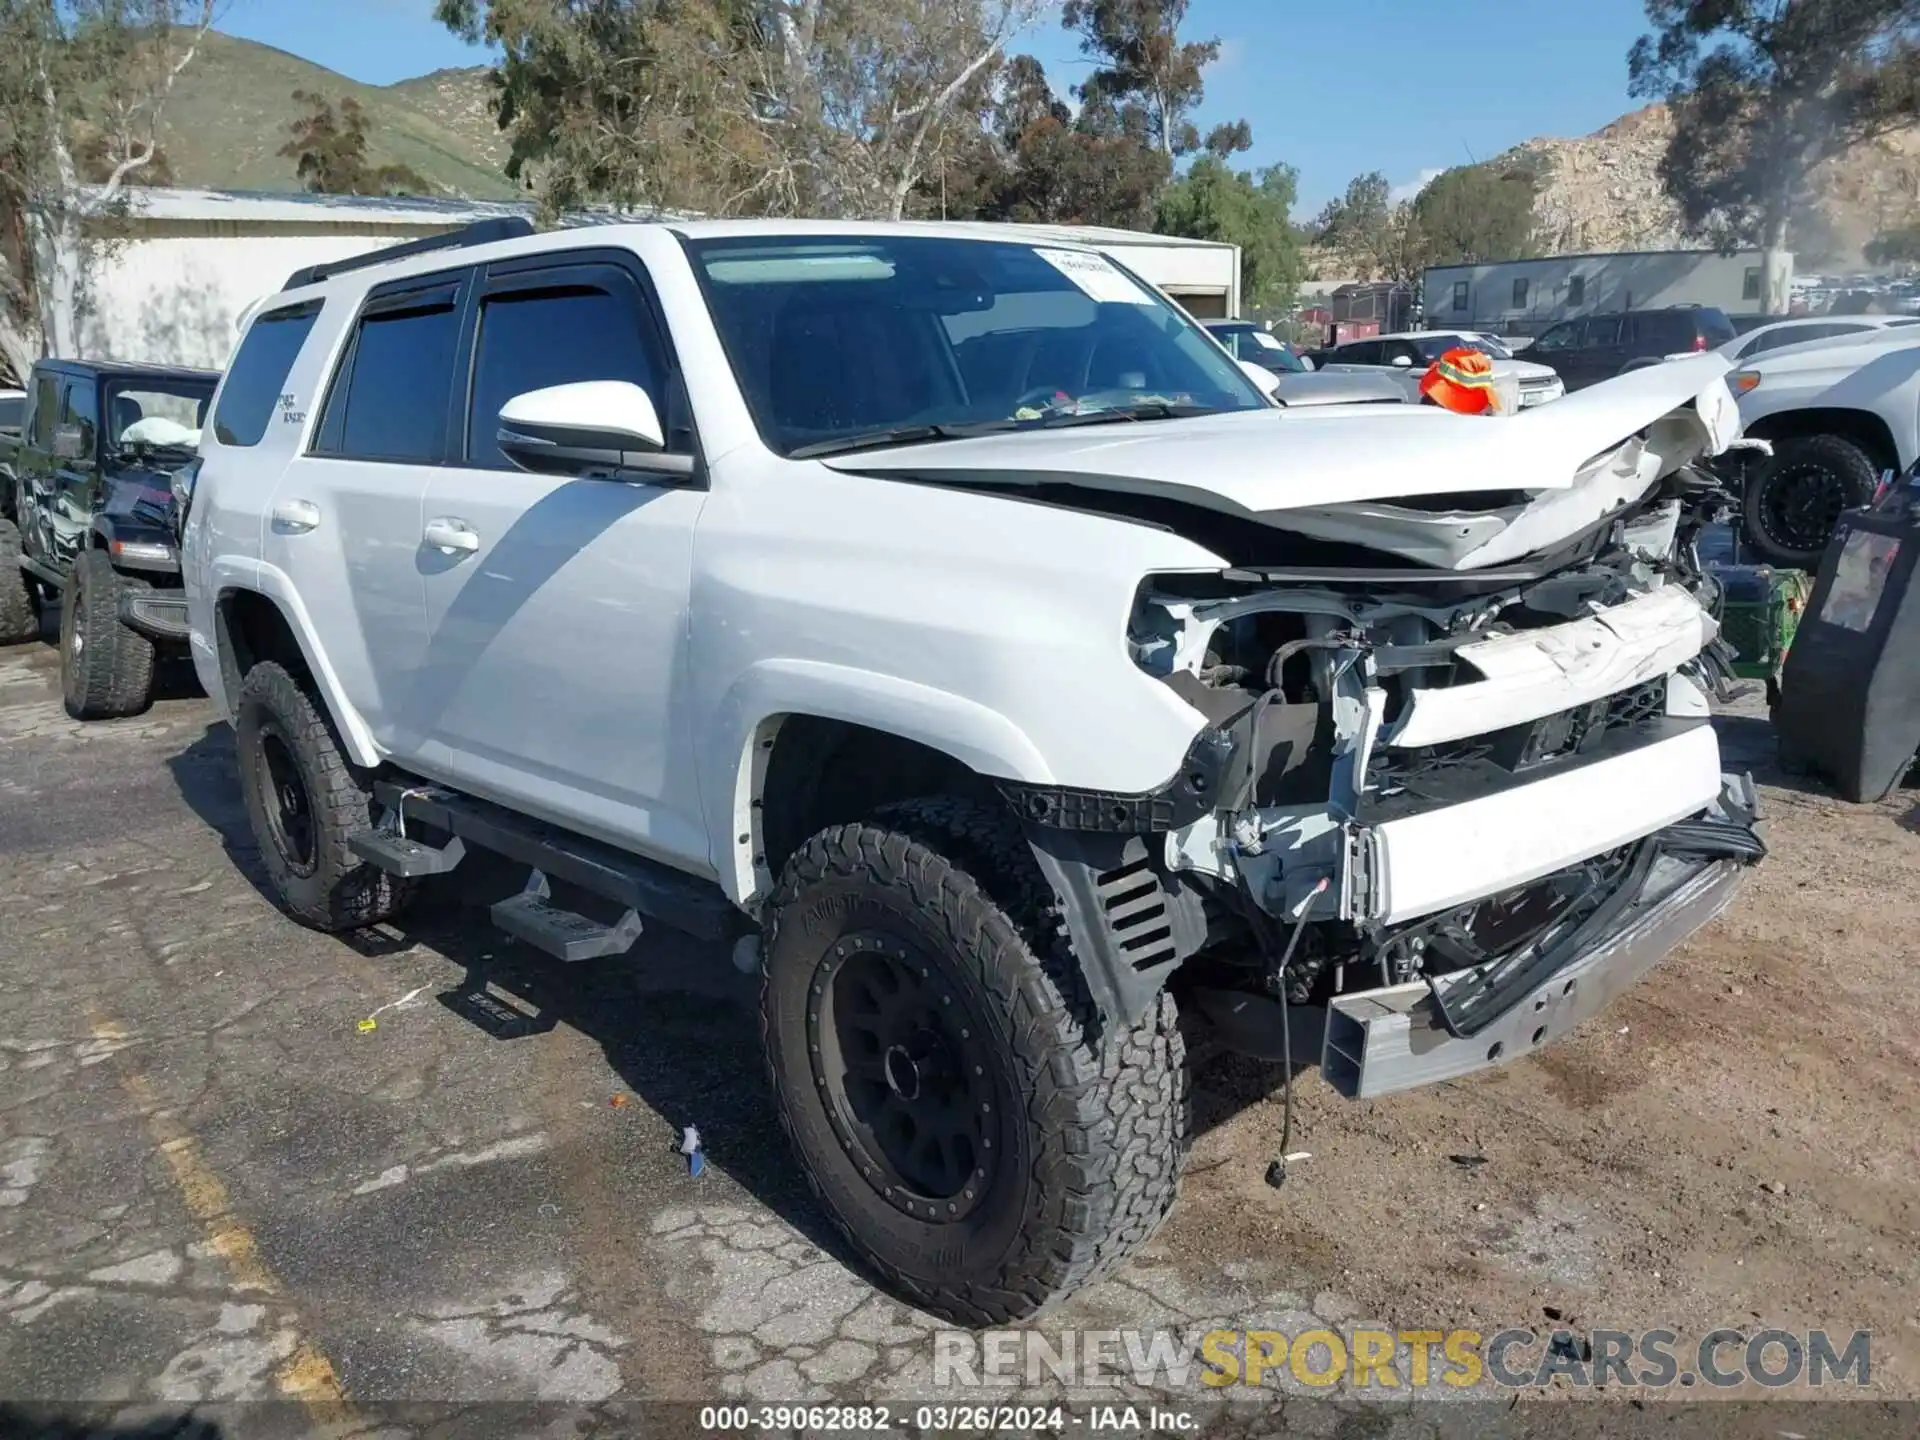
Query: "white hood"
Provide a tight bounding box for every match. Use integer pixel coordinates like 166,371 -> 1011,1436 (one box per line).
827,355 -> 1739,541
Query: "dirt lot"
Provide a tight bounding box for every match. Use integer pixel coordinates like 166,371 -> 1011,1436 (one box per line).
1,613 -> 1916,1433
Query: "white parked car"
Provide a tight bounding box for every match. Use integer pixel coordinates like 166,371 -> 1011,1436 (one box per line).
1717,313 -> 1920,363
178,218 -> 1762,1324
1723,328 -> 1920,565
1313,330 -> 1566,407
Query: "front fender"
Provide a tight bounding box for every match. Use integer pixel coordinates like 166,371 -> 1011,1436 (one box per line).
702,657 -> 1058,905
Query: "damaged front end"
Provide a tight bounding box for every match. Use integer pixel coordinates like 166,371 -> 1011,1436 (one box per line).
1006,377 -> 1766,1098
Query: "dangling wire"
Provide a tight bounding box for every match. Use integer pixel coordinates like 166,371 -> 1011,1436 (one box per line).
1260,875 -> 1330,1189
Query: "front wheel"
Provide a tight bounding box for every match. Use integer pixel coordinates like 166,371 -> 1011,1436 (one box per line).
235,660 -> 414,931
1741,434 -> 1879,569
60,550 -> 156,718
761,798 -> 1188,1325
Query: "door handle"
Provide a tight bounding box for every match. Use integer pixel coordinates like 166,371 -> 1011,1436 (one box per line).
271,498 -> 321,533
424,516 -> 480,554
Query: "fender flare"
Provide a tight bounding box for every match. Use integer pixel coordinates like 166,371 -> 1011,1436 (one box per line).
209,558 -> 382,768
702,657 -> 1056,906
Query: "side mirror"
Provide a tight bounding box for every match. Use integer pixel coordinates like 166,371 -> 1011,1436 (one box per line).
496,381 -> 694,480
1236,358 -> 1282,398
53,425 -> 88,461
1389,354 -> 1415,368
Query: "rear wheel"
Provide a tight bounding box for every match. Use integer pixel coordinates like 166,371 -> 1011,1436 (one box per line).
60,550 -> 156,718
0,519 -> 37,645
761,797 -> 1188,1324
1741,434 -> 1878,569
235,660 -> 414,930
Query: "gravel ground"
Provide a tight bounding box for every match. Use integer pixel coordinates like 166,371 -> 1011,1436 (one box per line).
0,614 -> 1914,1436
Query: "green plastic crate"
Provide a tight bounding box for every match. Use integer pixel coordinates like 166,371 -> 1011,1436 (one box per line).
1716,564 -> 1810,696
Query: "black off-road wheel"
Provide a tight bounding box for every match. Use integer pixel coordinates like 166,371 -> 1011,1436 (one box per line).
60,550 -> 156,718
0,519 -> 40,645
761,797 -> 1188,1325
235,660 -> 414,931
1741,434 -> 1879,569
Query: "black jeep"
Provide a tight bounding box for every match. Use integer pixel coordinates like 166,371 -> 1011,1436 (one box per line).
0,358 -> 218,718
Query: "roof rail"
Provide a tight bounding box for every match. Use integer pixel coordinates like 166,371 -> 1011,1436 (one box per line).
282,216 -> 536,292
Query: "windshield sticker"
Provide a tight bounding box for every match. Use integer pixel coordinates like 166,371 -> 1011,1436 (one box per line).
1035,249 -> 1157,306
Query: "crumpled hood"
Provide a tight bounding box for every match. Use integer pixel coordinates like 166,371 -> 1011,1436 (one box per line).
825,355 -> 1743,568
826,355 -> 1738,523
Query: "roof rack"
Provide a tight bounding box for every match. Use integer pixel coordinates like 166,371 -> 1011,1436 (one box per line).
282,216 -> 536,292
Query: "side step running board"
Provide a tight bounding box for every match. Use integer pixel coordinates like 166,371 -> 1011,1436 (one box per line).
349,830 -> 467,877
492,872 -> 644,962
358,779 -> 737,945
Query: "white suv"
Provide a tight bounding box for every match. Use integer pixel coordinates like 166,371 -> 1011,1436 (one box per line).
181,218 -> 1764,1324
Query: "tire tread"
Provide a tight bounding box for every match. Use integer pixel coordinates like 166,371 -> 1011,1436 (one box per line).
762,796 -> 1188,1325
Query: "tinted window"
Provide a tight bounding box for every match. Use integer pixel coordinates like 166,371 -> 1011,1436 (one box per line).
0,396 -> 20,430
29,375 -> 56,446
466,282 -> 667,468
1567,275 -> 1585,307
1584,315 -> 1623,345
1743,322 -> 1862,358
1512,278 -> 1529,307
215,303 -> 321,447
59,379 -> 98,465
1532,321 -> 1579,353
1451,281 -> 1468,310
324,289 -> 463,462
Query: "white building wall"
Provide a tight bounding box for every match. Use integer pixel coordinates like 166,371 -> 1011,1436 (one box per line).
80,228 -> 451,370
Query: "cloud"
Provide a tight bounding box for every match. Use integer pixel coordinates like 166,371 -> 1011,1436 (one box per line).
1390,167 -> 1445,203
1211,37 -> 1246,73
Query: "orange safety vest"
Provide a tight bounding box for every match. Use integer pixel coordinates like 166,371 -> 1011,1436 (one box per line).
1420,347 -> 1498,415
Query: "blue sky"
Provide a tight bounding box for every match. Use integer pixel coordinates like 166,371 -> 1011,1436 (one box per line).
219,0 -> 1657,213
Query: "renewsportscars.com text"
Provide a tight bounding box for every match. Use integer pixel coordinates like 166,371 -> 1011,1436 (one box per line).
932,1327 -> 1872,1392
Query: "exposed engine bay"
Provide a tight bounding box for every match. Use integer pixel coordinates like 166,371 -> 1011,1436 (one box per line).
1109,421 -> 1767,1094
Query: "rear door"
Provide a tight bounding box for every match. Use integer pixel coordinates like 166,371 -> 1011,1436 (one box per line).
407,249 -> 712,867
266,268 -> 474,755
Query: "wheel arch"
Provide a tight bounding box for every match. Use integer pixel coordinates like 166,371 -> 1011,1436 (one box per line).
212,579 -> 381,767
705,658 -> 1059,909
1743,407 -> 1901,474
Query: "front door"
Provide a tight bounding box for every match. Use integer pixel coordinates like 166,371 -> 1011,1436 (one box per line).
406,251 -> 711,869
20,375 -> 102,578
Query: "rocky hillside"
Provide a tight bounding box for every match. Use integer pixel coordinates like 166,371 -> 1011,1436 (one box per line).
1505,103 -> 1920,264
146,33 -> 513,198
385,66 -> 511,174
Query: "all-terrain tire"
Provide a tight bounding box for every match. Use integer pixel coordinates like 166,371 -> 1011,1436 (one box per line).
761,796 -> 1188,1325
234,660 -> 415,931
59,549 -> 156,718
0,519 -> 36,645
1741,434 -> 1879,569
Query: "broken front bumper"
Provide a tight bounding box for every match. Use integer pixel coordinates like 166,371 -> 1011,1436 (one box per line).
1320,801 -> 1753,1099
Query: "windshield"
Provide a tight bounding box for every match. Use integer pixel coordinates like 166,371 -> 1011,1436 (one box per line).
684,235 -> 1268,457
106,379 -> 214,455
1414,334 -> 1511,362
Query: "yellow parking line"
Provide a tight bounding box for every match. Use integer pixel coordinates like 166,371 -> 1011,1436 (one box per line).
89,1015 -> 356,1424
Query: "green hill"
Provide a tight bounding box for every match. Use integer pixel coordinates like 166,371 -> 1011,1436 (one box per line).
152,32 -> 515,199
